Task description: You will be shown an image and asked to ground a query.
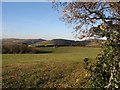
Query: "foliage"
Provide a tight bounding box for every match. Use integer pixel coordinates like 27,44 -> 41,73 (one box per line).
53,2 -> 120,88
91,20 -> 120,88
2,43 -> 31,54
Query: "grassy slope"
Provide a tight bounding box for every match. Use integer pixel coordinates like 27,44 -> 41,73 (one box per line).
2,47 -> 101,88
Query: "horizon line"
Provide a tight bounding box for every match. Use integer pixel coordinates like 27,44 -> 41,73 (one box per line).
2,37 -> 107,41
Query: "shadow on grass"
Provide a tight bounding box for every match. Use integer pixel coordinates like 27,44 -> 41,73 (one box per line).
34,50 -> 53,54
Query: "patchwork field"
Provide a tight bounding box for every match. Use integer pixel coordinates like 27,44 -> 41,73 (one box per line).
2,47 -> 101,88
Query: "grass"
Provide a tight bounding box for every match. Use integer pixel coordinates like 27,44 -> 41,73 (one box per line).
2,47 -> 101,88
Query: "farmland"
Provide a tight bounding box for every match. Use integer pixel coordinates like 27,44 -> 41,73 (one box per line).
2,47 -> 101,88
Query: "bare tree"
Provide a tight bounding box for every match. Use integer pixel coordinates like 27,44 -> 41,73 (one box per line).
53,2 -> 120,39
53,2 -> 120,88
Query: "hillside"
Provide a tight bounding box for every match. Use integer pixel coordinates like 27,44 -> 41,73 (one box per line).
32,39 -> 77,46
2,38 -> 46,45
2,38 -> 105,47
30,39 -> 104,47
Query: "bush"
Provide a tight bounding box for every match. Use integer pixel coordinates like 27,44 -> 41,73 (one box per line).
83,22 -> 120,88
2,43 -> 31,54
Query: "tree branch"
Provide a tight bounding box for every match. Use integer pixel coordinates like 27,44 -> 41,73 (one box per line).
91,17 -> 120,21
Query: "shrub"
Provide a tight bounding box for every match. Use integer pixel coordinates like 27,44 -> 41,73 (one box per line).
2,43 -> 31,54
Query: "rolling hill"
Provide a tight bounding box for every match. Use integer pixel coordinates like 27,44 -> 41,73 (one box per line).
30,39 -> 104,47
2,38 -> 46,45
2,38 -> 105,47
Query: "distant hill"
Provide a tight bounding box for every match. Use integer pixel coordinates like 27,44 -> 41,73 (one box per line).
33,39 -> 77,46
2,38 -> 46,45
30,39 -> 105,47
2,38 -> 105,47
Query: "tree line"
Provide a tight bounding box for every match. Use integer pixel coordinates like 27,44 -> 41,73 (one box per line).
2,43 -> 31,54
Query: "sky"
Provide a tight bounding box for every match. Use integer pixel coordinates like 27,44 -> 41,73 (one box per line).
2,2 -> 75,40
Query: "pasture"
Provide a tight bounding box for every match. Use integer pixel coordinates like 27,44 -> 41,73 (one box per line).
2,47 -> 101,88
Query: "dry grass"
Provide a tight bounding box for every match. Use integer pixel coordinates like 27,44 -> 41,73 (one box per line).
2,47 -> 100,88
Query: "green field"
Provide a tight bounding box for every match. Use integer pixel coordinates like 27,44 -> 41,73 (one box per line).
2,47 -> 101,88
